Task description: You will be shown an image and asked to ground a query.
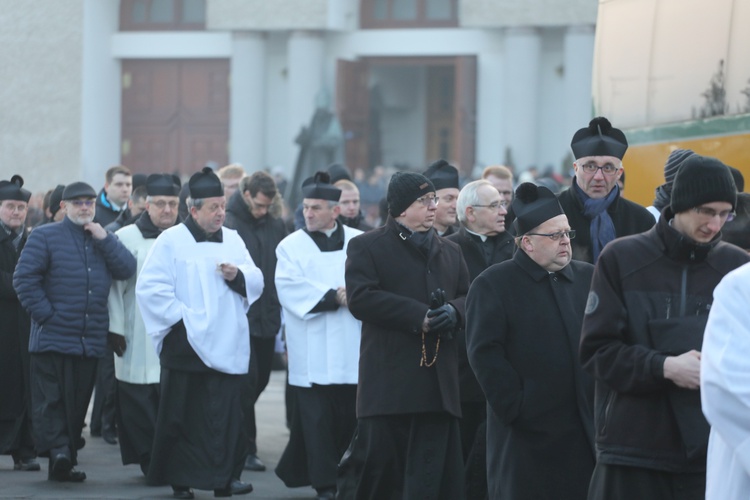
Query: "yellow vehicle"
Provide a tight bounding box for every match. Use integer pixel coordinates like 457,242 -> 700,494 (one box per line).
593,0 -> 750,206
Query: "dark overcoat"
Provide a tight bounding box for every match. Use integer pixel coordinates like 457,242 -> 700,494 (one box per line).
345,217 -> 470,418
446,226 -> 514,403
466,249 -> 596,500
557,183 -> 655,263
0,228 -> 30,451
224,190 -> 287,338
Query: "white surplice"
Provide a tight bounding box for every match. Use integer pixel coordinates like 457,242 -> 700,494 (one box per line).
135,224 -> 263,375
275,226 -> 362,388
702,262 -> 750,500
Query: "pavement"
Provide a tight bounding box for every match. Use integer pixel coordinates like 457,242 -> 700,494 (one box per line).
0,370 -> 313,500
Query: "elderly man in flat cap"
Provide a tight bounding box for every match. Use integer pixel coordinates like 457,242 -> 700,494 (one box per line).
466,183 -> 596,500
580,155 -> 750,499
136,167 -> 262,499
13,181 -> 136,483
341,171 -> 470,500
559,116 -> 655,263
107,174 -> 181,477
0,176 -> 39,472
274,172 -> 362,500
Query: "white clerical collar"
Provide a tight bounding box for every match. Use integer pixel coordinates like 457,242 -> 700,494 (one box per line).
466,228 -> 488,242
322,222 -> 338,238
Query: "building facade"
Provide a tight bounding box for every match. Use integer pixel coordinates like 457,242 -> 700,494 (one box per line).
0,0 -> 597,193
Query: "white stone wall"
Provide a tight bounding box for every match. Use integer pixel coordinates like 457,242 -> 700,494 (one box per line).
0,0 -> 84,194
461,0 -> 597,28
207,0 -> 329,30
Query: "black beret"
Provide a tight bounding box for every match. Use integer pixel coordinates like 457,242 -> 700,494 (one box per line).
301,171 -> 341,202
188,167 -> 223,199
571,117 -> 628,160
423,159 -> 459,190
62,182 -> 96,200
0,175 -> 31,203
146,174 -> 181,197
512,183 -> 565,235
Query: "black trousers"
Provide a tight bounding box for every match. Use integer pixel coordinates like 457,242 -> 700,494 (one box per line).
587,463 -> 706,500
115,380 -> 159,468
29,352 -> 98,464
240,336 -> 276,455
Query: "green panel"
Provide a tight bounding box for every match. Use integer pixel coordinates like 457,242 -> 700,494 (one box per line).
625,114 -> 750,145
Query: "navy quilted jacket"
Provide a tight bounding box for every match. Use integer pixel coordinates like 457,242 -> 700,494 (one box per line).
13,217 -> 136,357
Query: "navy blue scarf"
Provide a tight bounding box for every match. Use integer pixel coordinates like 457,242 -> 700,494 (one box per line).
573,180 -> 618,262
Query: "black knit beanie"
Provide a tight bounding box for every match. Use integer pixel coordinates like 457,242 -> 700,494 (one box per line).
387,172 -> 435,217
671,155 -> 737,214
663,149 -> 695,185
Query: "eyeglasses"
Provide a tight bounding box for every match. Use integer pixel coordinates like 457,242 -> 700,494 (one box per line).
526,230 -> 576,241
579,162 -> 620,176
415,195 -> 439,207
692,206 -> 735,222
472,201 -> 509,210
151,200 -> 179,209
69,200 -> 95,208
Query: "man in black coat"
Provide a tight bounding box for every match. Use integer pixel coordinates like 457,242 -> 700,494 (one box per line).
558,117 -> 654,263
224,171 -> 287,473
446,179 -> 514,498
0,176 -> 38,472
466,182 -> 596,500
341,171 -> 470,500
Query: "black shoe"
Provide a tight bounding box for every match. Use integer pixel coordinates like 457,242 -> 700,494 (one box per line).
243,453 -> 266,471
102,427 -> 118,445
315,488 -> 336,500
172,485 -> 194,499
13,457 -> 41,471
215,479 -> 253,497
48,453 -> 71,481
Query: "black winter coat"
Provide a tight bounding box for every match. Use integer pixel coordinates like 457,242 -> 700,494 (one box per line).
466,250 -> 596,500
224,190 -> 287,338
446,226 -> 514,402
0,228 -> 30,432
558,182 -> 655,263
580,210 -> 750,473
345,217 -> 470,418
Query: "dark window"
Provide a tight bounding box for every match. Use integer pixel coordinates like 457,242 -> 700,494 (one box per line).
120,0 -> 205,31
361,0 -> 458,28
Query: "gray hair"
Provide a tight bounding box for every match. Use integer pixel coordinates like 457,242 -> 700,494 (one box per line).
186,197 -> 204,210
457,180 -> 494,223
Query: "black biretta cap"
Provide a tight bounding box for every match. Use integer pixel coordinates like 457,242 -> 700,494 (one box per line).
189,167 -> 224,199
512,183 -> 565,235
301,172 -> 341,202
571,117 -> 628,160
146,174 -> 181,197
0,175 -> 31,203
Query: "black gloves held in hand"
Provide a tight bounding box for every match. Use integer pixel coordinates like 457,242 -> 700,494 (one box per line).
427,303 -> 458,339
108,332 -> 127,357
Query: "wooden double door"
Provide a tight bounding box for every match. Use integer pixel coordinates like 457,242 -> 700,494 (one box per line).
121,59 -> 229,176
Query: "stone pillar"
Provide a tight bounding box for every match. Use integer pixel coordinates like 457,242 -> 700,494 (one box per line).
287,30 -> 325,170
563,25 -> 596,144
230,31 -> 267,169
504,27 -> 541,174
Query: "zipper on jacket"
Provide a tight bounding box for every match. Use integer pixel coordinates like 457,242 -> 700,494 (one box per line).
679,266 -> 688,317
600,391 -> 615,436
665,297 -> 671,319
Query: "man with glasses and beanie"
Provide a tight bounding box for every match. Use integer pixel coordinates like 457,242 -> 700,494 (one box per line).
0,176 -> 38,472
107,174 -> 181,476
559,116 -> 655,263
13,181 -> 136,482
466,182 -> 596,500
446,179 -> 515,498
136,167 -> 262,499
580,154 -> 750,500
340,171 -> 470,500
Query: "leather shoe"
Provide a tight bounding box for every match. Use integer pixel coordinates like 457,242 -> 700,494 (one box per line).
102,427 -> 118,445
48,454 -> 86,482
172,485 -> 194,499
243,453 -> 266,471
13,457 -> 41,471
214,479 -> 253,497
315,488 -> 336,500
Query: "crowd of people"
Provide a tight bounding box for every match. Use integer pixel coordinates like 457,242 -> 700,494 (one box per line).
2,115 -> 750,500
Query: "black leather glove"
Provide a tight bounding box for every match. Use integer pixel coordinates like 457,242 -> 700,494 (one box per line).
108,333 -> 127,357
427,303 -> 457,338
